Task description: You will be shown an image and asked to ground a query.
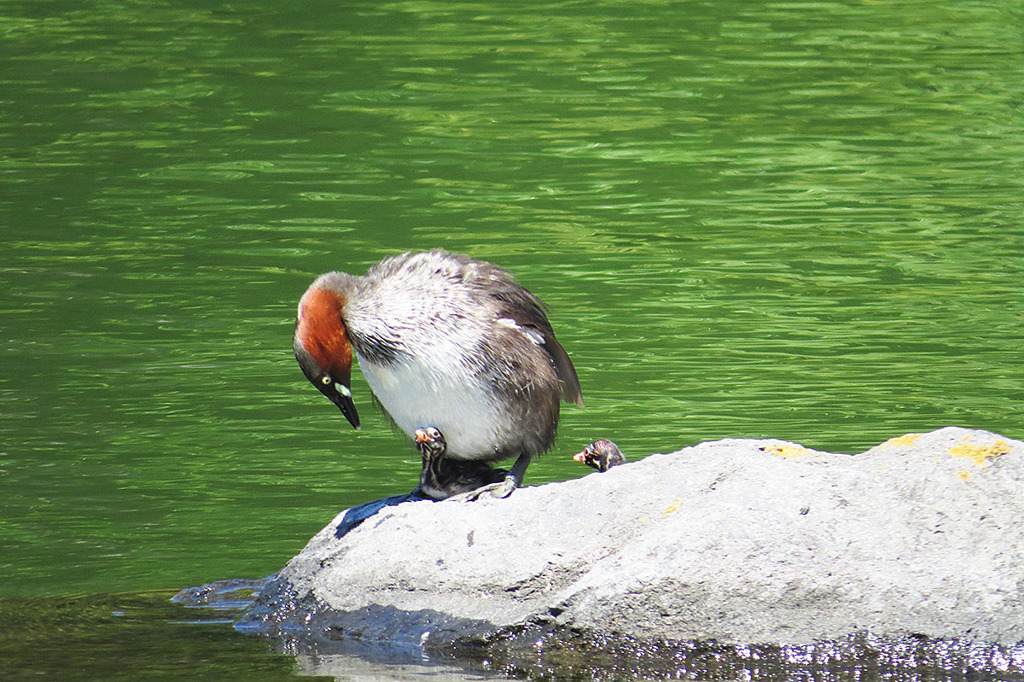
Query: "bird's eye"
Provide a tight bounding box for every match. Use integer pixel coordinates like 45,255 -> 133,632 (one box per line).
321,376 -> 333,386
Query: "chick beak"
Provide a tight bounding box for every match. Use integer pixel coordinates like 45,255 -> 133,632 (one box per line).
573,448 -> 591,464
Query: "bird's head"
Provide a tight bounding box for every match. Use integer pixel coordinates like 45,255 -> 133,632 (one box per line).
294,284 -> 360,429
573,439 -> 625,472
414,426 -> 447,459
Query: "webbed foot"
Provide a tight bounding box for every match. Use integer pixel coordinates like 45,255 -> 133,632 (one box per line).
458,476 -> 514,501
460,452 -> 531,501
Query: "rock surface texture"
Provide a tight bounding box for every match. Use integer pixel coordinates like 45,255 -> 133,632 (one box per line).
235,427 -> 1024,654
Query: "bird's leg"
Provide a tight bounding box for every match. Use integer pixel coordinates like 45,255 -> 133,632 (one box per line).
464,452 -> 531,501
501,452 -> 531,496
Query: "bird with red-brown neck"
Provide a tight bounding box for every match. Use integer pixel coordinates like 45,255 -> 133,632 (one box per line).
293,249 -> 584,499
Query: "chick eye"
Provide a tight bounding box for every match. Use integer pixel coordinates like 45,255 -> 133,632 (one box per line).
321,376 -> 333,386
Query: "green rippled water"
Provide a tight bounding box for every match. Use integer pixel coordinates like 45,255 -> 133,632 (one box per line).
2,0 -> 1022,678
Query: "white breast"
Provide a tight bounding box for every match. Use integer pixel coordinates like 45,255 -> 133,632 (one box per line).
357,354 -> 508,459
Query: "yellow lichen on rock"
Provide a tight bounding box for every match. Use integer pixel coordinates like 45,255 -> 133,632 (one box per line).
763,443 -> 814,459
948,439 -> 1010,467
881,433 -> 924,448
662,498 -> 681,516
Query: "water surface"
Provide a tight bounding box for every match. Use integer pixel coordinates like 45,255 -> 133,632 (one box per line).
2,0 -> 1022,678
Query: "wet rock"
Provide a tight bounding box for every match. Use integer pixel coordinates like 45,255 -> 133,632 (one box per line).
232,427 -> 1024,667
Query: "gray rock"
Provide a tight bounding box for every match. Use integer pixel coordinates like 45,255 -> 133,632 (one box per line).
236,426 -> 1024,657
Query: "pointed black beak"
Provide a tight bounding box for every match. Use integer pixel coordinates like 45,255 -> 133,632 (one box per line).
295,347 -> 361,429
327,382 -> 361,430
